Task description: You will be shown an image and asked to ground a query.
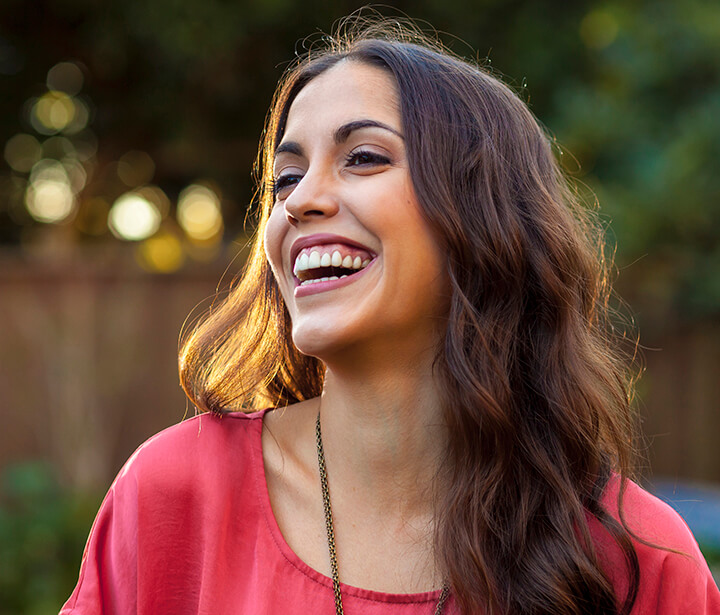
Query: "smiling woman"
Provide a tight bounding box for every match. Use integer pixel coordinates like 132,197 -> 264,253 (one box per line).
61,17 -> 720,615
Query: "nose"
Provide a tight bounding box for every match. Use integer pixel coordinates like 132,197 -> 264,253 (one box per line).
283,169 -> 340,226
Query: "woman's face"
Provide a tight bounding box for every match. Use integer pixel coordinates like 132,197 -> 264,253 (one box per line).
264,60 -> 449,361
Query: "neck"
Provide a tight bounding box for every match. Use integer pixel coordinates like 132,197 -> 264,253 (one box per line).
317,345 -> 448,519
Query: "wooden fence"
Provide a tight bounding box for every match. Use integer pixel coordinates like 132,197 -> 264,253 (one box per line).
0,247 -> 228,490
1,248 -> 718,491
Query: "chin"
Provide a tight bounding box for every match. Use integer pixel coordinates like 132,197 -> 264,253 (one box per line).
290,319 -> 361,361
291,323 -> 333,360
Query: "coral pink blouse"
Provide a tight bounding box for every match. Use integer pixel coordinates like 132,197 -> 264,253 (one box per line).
61,410 -> 720,614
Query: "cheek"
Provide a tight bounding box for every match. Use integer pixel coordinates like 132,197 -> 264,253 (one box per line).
392,200 -> 449,309
263,208 -> 287,279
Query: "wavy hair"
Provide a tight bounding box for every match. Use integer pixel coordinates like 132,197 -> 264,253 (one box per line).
180,19 -> 641,615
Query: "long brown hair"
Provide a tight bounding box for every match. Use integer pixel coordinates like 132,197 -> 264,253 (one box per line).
180,19 -> 641,615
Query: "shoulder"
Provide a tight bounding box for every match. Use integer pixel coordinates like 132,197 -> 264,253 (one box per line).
60,410 -> 272,614
112,409 -> 268,499
126,409 -> 265,465
594,476 -> 720,613
600,477 -> 702,553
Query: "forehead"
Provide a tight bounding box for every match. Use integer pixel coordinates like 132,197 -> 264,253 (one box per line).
283,61 -> 401,138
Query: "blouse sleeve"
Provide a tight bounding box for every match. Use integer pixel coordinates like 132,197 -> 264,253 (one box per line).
58,412 -> 251,615
59,462 -> 140,615
634,493 -> 720,614
597,478 -> 720,614
652,538 -> 720,614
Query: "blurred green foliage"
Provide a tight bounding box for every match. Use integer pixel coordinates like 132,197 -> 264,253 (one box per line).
1,0 -> 719,321
544,1 -> 720,321
703,543 -> 720,568
0,463 -> 101,615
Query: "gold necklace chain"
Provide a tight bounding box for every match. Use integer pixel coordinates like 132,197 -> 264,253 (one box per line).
315,412 -> 450,615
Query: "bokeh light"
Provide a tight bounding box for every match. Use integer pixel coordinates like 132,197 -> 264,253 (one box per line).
61,157 -> 89,193
134,185 -> 171,218
4,134 -> 42,173
31,91 -> 77,134
46,61 -> 84,96
62,97 -> 90,135
137,230 -> 185,273
108,192 -> 161,241
24,159 -> 77,223
177,184 -> 223,241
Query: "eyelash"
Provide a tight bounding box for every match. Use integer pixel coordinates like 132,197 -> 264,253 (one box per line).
273,174 -> 300,196
344,150 -> 391,167
273,150 -> 392,198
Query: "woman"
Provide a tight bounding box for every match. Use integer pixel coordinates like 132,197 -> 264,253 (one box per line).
62,20 -> 719,615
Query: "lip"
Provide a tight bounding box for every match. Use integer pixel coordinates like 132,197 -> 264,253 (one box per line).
289,233 -> 375,271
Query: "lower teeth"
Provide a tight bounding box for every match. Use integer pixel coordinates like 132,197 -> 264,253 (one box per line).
300,274 -> 349,287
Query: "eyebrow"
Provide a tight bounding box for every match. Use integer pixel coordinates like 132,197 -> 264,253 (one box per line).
334,119 -> 403,143
274,119 -> 403,157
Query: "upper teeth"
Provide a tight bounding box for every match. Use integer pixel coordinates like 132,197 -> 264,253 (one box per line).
294,249 -> 370,276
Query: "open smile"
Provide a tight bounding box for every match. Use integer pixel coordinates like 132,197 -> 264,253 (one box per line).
290,239 -> 376,297
294,244 -> 372,285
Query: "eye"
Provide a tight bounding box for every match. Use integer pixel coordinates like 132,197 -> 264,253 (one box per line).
345,150 -> 391,167
273,173 -> 302,199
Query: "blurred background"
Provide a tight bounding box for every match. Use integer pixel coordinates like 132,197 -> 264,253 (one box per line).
1,0 -> 718,611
